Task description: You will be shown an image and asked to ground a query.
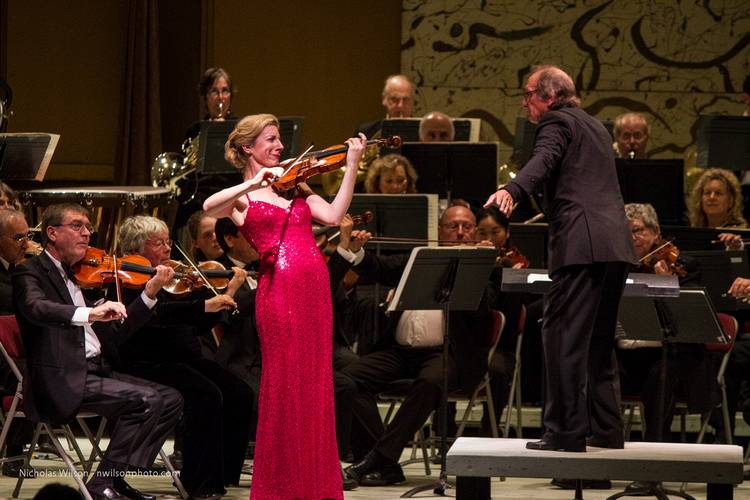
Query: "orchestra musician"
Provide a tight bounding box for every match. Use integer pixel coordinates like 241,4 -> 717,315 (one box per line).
612,112 -> 650,160
342,203 -> 504,486
418,111 -> 455,142
618,204 -> 712,443
363,154 -> 418,195
11,204 -> 182,500
184,67 -> 236,141
355,74 -> 415,139
474,206 -> 526,433
689,168 -> 747,250
115,215 -> 252,499
485,65 -> 636,453
202,114 -> 366,500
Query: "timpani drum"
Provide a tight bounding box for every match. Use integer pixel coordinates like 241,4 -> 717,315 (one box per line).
20,186 -> 176,252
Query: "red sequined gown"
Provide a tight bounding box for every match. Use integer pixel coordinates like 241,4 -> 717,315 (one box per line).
240,196 -> 342,500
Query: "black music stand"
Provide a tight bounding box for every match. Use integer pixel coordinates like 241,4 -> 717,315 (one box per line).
0,133 -> 59,181
398,142 -> 498,208
616,158 -> 685,225
386,246 -> 496,498
610,288 -> 725,500
683,250 -> 750,312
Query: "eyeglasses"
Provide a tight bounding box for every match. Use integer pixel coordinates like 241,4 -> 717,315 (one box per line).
147,238 -> 172,248
523,89 -> 538,102
54,222 -> 95,233
442,222 -> 476,232
11,232 -> 34,243
208,88 -> 231,97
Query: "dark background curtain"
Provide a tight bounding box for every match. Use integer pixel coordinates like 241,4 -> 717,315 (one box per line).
114,0 -> 162,186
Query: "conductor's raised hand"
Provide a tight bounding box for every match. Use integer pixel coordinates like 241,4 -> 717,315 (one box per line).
345,133 -> 367,169
90,301 -> 128,323
484,189 -> 515,217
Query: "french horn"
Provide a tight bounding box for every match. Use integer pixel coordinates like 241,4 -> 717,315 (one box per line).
151,136 -> 200,202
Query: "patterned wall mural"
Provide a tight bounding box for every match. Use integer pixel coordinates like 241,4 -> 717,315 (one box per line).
401,0 -> 750,163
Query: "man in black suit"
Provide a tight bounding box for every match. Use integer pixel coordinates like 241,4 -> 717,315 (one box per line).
0,208 -> 29,314
485,65 -> 636,452
11,203 -> 182,500
343,204 -> 500,486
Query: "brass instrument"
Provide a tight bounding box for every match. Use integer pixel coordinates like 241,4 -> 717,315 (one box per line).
321,130 -> 381,195
151,136 -> 200,203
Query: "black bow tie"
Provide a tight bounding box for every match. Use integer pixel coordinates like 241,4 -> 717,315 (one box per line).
62,263 -> 77,282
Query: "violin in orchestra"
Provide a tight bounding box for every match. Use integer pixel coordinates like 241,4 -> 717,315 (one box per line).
73,247 -> 237,296
497,246 -> 530,269
637,239 -> 687,278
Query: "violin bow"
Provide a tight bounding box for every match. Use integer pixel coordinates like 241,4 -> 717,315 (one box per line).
173,242 -> 239,316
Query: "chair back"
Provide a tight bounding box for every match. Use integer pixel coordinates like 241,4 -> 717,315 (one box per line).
710,313 -> 738,353
486,310 -> 506,364
0,315 -> 24,360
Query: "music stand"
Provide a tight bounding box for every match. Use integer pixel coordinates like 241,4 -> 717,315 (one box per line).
0,133 -> 59,181
682,250 -> 750,312
381,117 -> 480,142
696,115 -> 750,171
399,142 -> 498,208
386,246 -> 496,498
610,288 -> 725,500
344,194 -> 439,251
616,158 -> 685,225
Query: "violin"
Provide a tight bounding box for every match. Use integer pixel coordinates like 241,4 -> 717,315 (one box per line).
638,239 -> 687,278
314,211 -> 374,253
74,247 -> 235,295
497,246 -> 529,269
272,136 -> 401,192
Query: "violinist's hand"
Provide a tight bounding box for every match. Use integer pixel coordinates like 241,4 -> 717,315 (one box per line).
484,189 -> 514,216
248,167 -> 284,190
144,265 -> 176,300
339,214 -> 354,250
89,301 -> 128,323
349,229 -> 372,253
512,262 -> 525,269
653,259 -> 671,275
205,294 -> 238,313
728,277 -> 750,298
718,232 -> 743,251
477,239 -> 494,247
345,133 -> 367,169
225,267 -> 248,296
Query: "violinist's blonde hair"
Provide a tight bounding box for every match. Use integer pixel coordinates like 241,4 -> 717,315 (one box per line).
225,114 -> 280,170
688,168 -> 747,228
118,215 -> 169,256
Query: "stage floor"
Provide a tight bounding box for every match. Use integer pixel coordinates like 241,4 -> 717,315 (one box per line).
2,439 -> 750,499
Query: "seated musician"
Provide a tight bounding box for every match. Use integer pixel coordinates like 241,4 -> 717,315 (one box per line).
355,74 -> 415,139
184,67 -> 236,140
419,111 -> 454,142
115,215 -> 253,499
187,210 -> 225,262
11,203 -> 182,500
363,154 -> 418,195
474,206 -> 526,433
689,168 -> 747,250
618,203 -> 714,444
612,112 -> 649,159
0,181 -> 21,210
342,202 -> 509,487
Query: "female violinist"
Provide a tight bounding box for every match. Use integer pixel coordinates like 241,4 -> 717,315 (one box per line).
618,203 -> 712,448
475,206 -> 529,269
689,168 -> 748,250
113,215 -> 253,498
202,114 -> 365,500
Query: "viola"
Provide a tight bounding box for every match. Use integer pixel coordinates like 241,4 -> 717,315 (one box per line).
272,136 -> 401,192
638,239 -> 687,278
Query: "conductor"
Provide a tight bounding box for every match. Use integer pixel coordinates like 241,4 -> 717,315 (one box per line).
485,65 -> 635,452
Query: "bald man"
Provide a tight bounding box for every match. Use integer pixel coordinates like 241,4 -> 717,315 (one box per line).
613,112 -> 650,159
419,111 -> 455,142
355,74 -> 416,138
